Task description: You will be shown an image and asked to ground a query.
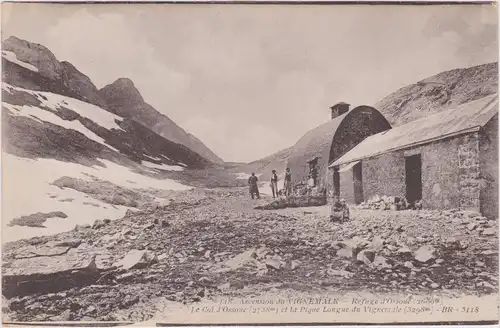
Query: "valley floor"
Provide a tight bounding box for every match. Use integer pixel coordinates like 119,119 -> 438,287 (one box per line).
2,187 -> 498,324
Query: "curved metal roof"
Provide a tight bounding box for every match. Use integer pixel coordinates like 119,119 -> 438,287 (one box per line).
332,94 -> 499,167
286,106 -> 391,188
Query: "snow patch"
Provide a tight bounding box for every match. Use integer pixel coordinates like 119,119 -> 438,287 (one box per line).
144,154 -> 162,161
3,84 -> 124,131
2,51 -> 39,72
2,153 -> 192,242
142,160 -> 185,172
3,102 -> 119,153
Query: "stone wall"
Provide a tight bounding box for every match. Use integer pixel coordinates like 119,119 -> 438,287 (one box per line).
362,152 -> 406,200
480,114 -> 498,219
359,132 -> 483,211
457,132 -> 481,212
421,136 -> 462,210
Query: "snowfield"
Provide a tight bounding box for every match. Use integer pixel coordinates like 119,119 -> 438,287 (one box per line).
2,153 -> 192,242
2,50 -> 39,72
3,83 -> 126,153
3,84 -> 125,131
3,102 -> 121,153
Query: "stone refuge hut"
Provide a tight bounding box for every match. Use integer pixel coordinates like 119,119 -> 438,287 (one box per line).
285,102 -> 391,196
330,94 -> 499,219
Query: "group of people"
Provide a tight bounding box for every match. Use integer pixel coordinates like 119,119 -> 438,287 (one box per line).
247,168 -> 293,199
248,168 -> 350,223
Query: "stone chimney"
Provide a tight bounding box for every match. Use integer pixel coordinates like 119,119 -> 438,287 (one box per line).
330,102 -> 350,120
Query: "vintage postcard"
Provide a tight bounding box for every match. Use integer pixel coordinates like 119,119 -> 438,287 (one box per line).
1,1 -> 498,326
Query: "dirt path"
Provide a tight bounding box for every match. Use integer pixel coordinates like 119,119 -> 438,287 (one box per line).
2,187 -> 498,323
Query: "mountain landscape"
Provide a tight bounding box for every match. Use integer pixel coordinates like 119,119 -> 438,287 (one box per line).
1,36 -> 241,242
2,36 -> 498,324
231,62 -> 499,181
2,35 -> 498,240
2,36 -> 223,164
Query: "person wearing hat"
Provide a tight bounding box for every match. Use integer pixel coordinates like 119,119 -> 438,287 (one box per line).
284,168 -> 292,196
270,169 -> 278,198
248,172 -> 260,199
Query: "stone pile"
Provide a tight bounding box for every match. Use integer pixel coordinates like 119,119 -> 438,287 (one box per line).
255,194 -> 327,210
359,195 -> 412,211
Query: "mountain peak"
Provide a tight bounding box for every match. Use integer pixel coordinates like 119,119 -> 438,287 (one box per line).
113,77 -> 136,88
2,35 -> 64,82
98,78 -> 145,116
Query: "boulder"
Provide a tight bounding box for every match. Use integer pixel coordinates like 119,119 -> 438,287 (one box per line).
336,247 -> 355,258
120,295 -> 140,309
48,309 -> 72,321
372,256 -> 392,269
74,223 -> 91,230
467,223 -> 478,231
217,282 -> 231,291
326,268 -> 354,278
481,228 -> 496,236
223,249 -> 257,270
397,246 -> 412,255
414,245 -> 437,263
370,236 -> 385,251
3,249 -> 99,298
357,249 -> 376,265
464,211 -> 481,218
290,260 -> 300,270
265,256 -> 285,270
92,219 -> 106,229
114,249 -> 158,270
404,261 -> 414,269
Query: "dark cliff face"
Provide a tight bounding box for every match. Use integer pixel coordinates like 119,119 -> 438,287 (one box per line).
3,36 -> 65,83
2,36 -> 224,165
2,36 -> 105,108
60,61 -> 107,109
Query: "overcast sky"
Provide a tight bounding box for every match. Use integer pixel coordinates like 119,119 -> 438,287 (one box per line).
2,3 -> 498,162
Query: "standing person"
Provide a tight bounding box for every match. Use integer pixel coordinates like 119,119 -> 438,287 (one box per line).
270,170 -> 278,198
284,168 -> 292,196
248,173 -> 260,199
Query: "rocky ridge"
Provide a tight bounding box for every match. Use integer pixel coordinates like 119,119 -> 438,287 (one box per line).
2,36 -> 223,165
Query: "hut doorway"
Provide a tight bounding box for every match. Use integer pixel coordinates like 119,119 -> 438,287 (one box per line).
405,154 -> 422,204
353,162 -> 363,204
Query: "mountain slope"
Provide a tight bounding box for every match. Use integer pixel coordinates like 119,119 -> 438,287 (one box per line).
2,36 -> 223,164
98,78 -> 224,164
1,37 -> 242,241
376,62 -> 498,126
239,62 -> 498,178
227,146 -> 293,182
1,36 -> 216,170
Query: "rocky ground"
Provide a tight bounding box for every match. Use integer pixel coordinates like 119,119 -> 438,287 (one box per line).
2,187 -> 498,323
